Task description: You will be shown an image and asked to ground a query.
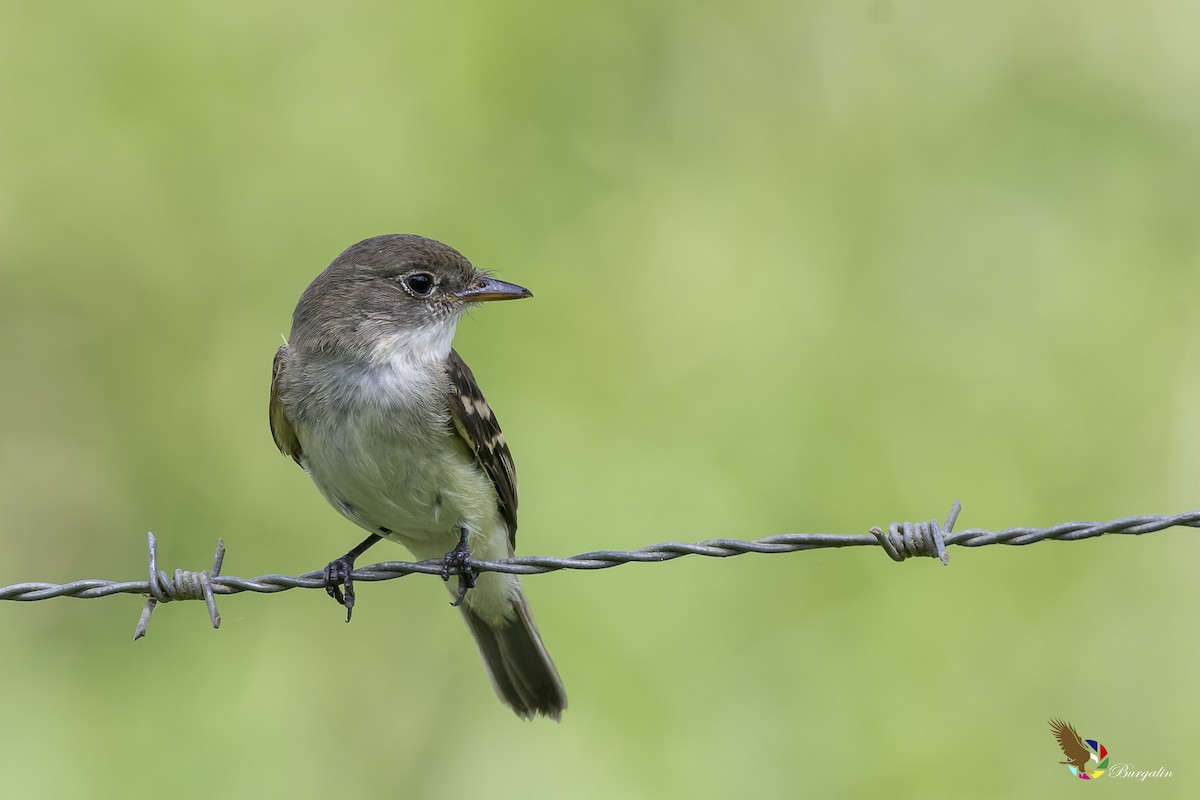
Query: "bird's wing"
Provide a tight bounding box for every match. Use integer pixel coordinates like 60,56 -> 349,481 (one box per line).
446,348 -> 518,547
1049,719 -> 1091,766
269,345 -> 304,465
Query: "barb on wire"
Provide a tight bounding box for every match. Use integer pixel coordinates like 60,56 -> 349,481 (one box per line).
1,502 -> 1197,639
133,533 -> 225,641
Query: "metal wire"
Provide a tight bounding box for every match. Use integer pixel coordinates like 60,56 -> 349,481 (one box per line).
1,502 -> 1196,639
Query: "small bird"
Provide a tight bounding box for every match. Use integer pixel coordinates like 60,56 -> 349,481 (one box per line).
1049,718 -> 1091,773
269,234 -> 566,719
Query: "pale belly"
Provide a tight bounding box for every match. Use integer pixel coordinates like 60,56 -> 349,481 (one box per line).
296,405 -> 504,561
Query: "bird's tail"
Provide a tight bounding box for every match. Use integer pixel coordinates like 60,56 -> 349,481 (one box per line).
458,575 -> 566,720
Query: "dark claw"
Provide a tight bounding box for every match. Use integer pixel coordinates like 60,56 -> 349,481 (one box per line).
322,533 -> 382,623
323,555 -> 357,622
442,528 -> 477,607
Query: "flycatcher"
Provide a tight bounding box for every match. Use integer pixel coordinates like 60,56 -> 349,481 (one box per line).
269,234 -> 566,720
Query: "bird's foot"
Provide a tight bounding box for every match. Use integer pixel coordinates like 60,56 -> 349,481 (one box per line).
323,533 -> 382,623
323,555 -> 357,622
441,528 -> 477,607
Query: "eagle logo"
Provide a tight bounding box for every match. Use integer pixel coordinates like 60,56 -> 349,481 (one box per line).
1049,718 -> 1109,779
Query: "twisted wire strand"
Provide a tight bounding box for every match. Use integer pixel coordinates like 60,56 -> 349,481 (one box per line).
1,503 -> 1196,639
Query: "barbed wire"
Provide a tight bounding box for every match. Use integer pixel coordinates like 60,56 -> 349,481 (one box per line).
1,501 -> 1196,639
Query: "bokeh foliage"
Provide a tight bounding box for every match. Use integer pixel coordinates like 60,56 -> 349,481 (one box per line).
1,1 -> 1197,797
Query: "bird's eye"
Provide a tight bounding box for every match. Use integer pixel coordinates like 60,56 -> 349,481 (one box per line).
401,272 -> 435,297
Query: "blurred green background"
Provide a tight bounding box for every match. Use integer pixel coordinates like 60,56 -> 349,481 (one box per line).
1,1 -> 1197,797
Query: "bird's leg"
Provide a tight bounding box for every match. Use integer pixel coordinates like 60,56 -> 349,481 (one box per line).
441,524 -> 477,607
323,533 -> 382,622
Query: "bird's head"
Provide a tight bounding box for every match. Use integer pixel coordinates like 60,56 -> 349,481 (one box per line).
290,234 -> 531,363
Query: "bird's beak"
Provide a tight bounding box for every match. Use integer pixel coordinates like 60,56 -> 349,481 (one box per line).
456,276 -> 533,302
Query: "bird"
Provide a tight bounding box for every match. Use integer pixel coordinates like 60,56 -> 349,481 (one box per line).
1049,718 -> 1091,773
269,234 -> 566,719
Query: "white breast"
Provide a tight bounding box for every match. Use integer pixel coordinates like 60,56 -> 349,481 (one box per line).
294,338 -> 500,555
